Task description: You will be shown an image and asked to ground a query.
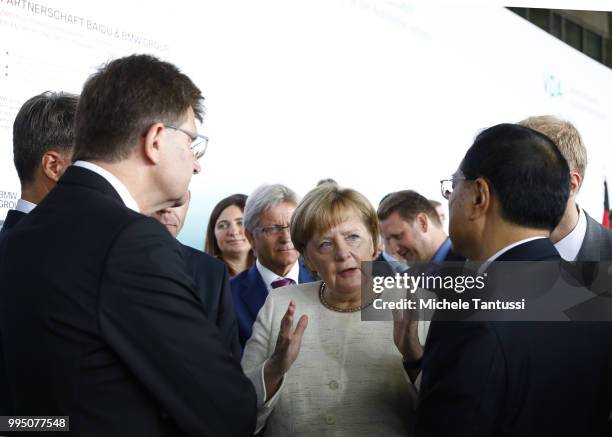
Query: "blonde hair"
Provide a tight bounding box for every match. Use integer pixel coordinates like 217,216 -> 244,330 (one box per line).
290,184 -> 379,256
520,115 -> 587,185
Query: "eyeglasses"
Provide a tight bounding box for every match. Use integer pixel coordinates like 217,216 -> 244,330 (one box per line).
254,224 -> 290,237
440,176 -> 468,200
165,125 -> 209,160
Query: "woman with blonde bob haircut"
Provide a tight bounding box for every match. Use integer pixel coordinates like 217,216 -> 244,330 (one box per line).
241,184 -> 423,436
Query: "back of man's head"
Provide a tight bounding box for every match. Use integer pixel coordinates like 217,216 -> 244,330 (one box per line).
519,115 -> 586,189
461,123 -> 569,231
377,190 -> 442,229
73,54 -> 203,162
13,91 -> 78,189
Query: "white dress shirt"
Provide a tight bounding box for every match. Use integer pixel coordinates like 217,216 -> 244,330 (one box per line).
242,281 -> 417,436
256,258 -> 300,292
554,207 -> 587,261
15,198 -> 37,214
72,161 -> 140,212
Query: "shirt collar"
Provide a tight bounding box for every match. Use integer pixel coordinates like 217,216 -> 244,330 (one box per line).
553,206 -> 587,261
477,236 -> 547,274
381,251 -> 408,273
72,161 -> 140,213
431,238 -> 452,263
15,198 -> 37,214
256,258 -> 300,292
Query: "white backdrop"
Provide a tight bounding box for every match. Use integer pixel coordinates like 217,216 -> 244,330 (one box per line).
1,0 -> 611,250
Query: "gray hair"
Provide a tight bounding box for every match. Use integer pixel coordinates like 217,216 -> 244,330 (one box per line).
244,184 -> 299,232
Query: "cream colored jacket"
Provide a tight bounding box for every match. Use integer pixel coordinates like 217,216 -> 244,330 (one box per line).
242,281 -> 425,436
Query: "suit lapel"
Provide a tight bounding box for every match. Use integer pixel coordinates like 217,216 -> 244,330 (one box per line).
576,212 -> 601,261
298,259 -> 316,283
239,265 -> 269,320
238,261 -> 315,320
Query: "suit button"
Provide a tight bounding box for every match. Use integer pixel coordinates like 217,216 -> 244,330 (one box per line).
324,414 -> 336,425
328,379 -> 339,390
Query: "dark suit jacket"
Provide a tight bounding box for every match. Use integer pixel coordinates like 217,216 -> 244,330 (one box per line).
0,209 -> 25,415
0,209 -> 26,248
231,261 -> 315,348
576,211 -> 612,261
179,243 -> 241,358
0,166 -> 256,436
416,238 -> 612,436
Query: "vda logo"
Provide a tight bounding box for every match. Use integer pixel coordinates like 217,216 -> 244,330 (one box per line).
543,74 -> 562,97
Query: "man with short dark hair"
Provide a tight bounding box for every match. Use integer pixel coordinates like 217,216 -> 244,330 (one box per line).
0,91 -> 77,415
428,198 -> 446,228
378,190 -> 462,265
0,55 -> 256,436
0,91 -> 77,244
415,123 -> 612,436
377,190 -> 462,382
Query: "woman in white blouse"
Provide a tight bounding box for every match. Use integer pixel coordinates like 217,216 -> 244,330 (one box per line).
241,184 -> 425,436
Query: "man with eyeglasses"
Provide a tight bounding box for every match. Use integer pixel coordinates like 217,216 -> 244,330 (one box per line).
231,184 -> 316,349
0,55 -> 256,436
414,123 -> 612,436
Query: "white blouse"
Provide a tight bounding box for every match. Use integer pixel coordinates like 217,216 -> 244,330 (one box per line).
241,281 -> 421,436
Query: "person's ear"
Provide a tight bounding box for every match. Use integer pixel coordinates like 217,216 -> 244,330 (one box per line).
41,150 -> 69,183
416,213 -> 429,233
142,123 -> 165,164
471,178 -> 490,219
568,171 -> 581,197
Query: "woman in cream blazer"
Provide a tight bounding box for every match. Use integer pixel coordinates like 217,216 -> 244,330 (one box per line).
241,184 -> 425,436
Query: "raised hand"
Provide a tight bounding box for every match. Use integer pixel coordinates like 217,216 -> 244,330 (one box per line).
393,315 -> 422,363
392,301 -> 423,383
263,301 -> 308,400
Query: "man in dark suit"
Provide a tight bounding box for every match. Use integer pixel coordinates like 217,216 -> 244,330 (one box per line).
414,123 -> 612,436
521,115 -> 612,261
231,184 -> 316,348
0,91 -> 78,415
0,55 -> 256,436
152,190 -> 241,358
0,91 -> 77,246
